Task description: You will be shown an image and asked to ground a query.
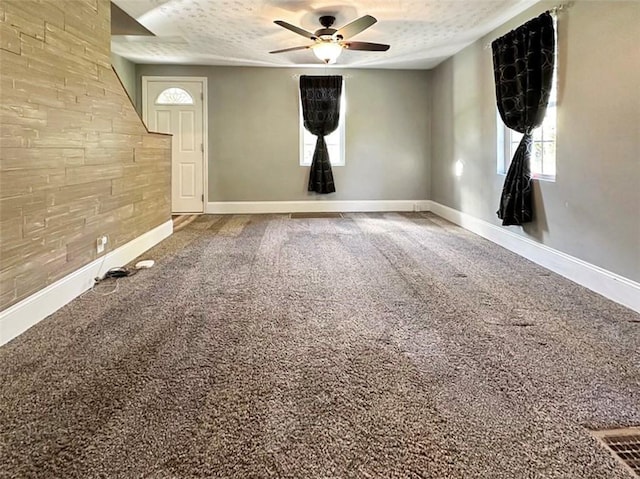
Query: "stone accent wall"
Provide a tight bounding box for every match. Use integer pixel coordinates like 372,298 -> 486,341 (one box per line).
0,0 -> 171,310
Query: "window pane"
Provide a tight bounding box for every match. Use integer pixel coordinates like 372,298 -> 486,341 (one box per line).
510,129 -> 522,159
542,142 -> 556,176
504,113 -> 556,179
533,126 -> 543,141
543,104 -> 556,133
155,87 -> 194,105
328,143 -> 340,163
302,131 -> 342,166
531,142 -> 543,175
325,128 -> 340,146
511,130 -> 524,143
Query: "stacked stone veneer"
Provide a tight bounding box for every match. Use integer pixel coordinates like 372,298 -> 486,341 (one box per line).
0,0 -> 171,310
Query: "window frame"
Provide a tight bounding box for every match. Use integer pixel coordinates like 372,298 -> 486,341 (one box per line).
299,85 -> 346,167
498,99 -> 557,182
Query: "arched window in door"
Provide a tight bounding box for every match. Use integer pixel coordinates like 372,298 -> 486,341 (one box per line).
155,87 -> 194,105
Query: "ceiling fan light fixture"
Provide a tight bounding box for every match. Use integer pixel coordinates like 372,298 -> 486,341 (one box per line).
312,42 -> 343,64
273,15 -> 386,63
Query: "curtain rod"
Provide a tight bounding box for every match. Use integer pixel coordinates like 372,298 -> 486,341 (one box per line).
291,73 -> 353,80
483,2 -> 573,50
550,1 -> 573,15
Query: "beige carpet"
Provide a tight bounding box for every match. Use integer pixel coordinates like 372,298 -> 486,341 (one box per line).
1,213 -> 638,478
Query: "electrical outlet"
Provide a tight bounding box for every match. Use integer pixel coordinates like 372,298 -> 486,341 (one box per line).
96,235 -> 108,254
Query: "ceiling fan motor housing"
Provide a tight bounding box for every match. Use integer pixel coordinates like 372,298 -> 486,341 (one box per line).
315,29 -> 337,38
315,15 -> 337,38
319,15 -> 336,28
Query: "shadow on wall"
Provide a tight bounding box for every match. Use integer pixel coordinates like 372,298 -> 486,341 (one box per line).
452,42 -> 484,215
522,180 -> 549,241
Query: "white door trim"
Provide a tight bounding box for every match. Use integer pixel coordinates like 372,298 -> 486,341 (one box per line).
142,76 -> 208,213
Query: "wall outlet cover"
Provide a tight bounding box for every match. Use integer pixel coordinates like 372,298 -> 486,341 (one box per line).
96,237 -> 106,254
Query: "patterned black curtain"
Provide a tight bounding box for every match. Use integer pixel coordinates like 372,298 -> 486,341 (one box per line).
492,12 -> 555,226
299,75 -> 342,194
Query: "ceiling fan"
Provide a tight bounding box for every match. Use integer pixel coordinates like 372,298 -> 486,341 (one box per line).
269,14 -> 390,64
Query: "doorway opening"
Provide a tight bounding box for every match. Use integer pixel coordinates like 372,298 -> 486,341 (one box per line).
142,76 -> 208,214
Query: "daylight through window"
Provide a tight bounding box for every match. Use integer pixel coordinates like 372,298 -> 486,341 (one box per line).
300,87 -> 346,167
498,16 -> 558,181
155,87 -> 194,105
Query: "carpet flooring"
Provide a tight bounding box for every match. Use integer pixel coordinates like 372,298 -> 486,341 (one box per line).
1,213 -> 639,478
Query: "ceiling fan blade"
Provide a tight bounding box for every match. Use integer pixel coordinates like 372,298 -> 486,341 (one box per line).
274,20 -> 317,40
269,45 -> 311,54
342,41 -> 390,52
335,15 -> 377,40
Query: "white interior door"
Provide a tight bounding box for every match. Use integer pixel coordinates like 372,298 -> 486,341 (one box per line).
144,79 -> 205,213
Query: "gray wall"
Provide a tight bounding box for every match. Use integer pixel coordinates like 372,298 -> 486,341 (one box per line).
110,52 -> 137,101
135,66 -> 431,202
431,1 -> 640,282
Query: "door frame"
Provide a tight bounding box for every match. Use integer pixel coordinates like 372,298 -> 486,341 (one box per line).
141,76 -> 209,213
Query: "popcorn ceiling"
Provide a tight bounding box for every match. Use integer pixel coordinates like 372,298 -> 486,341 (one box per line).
111,0 -> 538,68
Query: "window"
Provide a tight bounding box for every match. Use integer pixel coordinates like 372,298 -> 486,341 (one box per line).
155,87 -> 194,105
299,86 -> 346,167
498,17 -> 558,181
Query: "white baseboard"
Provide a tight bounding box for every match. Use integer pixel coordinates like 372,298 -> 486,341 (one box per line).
3,203 -> 635,347
0,220 -> 173,346
206,200 -> 431,215
428,201 -> 640,314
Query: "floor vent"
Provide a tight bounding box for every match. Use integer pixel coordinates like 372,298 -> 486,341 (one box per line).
592,427 -> 640,477
290,212 -> 343,219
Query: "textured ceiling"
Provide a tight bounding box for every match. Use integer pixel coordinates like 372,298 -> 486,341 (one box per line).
111,0 -> 540,69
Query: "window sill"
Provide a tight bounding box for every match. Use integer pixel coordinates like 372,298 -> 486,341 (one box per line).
497,171 -> 556,182
300,163 -> 345,167
532,174 -> 556,182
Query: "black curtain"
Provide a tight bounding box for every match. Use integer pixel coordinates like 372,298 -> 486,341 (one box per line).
492,12 -> 555,226
299,75 -> 343,194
